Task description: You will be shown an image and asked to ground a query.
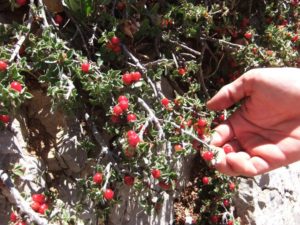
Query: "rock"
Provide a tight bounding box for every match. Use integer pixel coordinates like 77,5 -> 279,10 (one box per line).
234,162 -> 300,225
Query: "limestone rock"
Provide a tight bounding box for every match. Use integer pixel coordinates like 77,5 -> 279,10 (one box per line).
234,162 -> 300,225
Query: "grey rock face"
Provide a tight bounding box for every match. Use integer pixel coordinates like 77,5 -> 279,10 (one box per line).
234,162 -> 300,225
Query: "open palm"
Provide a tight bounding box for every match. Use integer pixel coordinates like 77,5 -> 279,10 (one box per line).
207,68 -> 300,176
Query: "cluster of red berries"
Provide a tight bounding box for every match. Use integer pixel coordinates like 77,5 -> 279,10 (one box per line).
151,169 -> 171,190
92,172 -> 115,200
111,96 -> 137,123
122,71 -> 142,85
107,36 -> 121,53
10,211 -> 26,225
127,130 -> 140,147
30,193 -> 49,215
0,61 -> 23,93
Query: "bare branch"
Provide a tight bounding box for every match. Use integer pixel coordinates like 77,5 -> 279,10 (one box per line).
168,39 -> 202,56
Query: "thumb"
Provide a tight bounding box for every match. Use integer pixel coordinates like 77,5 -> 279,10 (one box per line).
206,72 -> 253,111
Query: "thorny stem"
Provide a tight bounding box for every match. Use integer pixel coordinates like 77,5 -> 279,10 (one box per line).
168,39 -> 202,56
137,97 -> 165,140
199,36 -> 243,50
0,170 -> 49,225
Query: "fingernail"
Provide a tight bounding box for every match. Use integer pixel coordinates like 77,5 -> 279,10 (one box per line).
210,131 -> 222,146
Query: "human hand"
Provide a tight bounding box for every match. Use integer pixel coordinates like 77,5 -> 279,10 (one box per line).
207,68 -> 300,176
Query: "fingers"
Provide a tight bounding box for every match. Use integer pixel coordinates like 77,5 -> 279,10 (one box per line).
207,71 -> 254,111
210,121 -> 235,146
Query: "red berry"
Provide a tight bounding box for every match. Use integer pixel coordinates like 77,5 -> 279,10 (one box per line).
54,14 -> 63,25
104,189 -> 114,200
81,62 -> 90,73
291,0 -> 299,6
158,181 -> 171,190
124,148 -> 135,158
197,118 -> 207,127
32,194 -> 46,204
202,151 -> 214,161
38,203 -> 49,214
161,98 -> 169,107
10,81 -> 22,92
0,60 -> 8,72
291,35 -> 299,42
241,17 -> 249,27
223,145 -> 233,154
210,215 -> 219,223
219,114 -> 225,121
113,45 -> 121,53
174,144 -> 183,152
116,2 -> 126,11
128,134 -> 140,147
151,169 -> 161,179
31,201 -> 41,212
16,0 -> 27,6
111,36 -> 120,45
127,130 -> 137,137
281,19 -> 288,26
229,182 -> 235,191
118,100 -> 129,111
178,68 -> 186,75
244,32 -> 252,39
0,115 -> 10,124
93,172 -> 103,184
132,71 -> 142,81
124,175 -> 134,186
16,221 -> 27,225
10,212 -> 18,222
223,199 -> 230,207
202,176 -> 209,185
122,73 -> 133,85
118,95 -> 128,103
127,113 -> 137,122
227,220 -> 234,225
113,105 -> 123,116
111,115 -> 120,123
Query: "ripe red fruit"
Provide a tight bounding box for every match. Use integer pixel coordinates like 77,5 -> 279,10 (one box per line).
10,81 -> 22,92
113,45 -> 121,53
219,114 -> 225,122
223,145 -> 233,154
32,194 -> 46,204
128,134 -> 140,147
116,2 -> 126,11
81,62 -> 90,73
10,212 -> 17,222
178,68 -> 186,75
291,0 -> 299,6
174,144 -> 183,152
16,0 -> 27,6
227,220 -> 234,225
210,215 -> 219,223
111,36 -> 120,45
132,71 -> 142,81
93,172 -> 103,184
38,203 -> 49,214
118,100 -> 129,111
151,169 -> 161,179
104,189 -> 114,200
113,105 -> 123,116
127,130 -> 137,137
223,199 -> 230,207
229,182 -> 235,191
124,175 -> 134,186
31,201 -> 41,212
118,95 -> 128,103
111,115 -> 120,123
202,151 -> 214,161
122,73 -> 133,85
244,32 -> 252,39
197,118 -> 207,127
202,176 -> 209,185
241,17 -> 249,27
0,115 -> 10,124
291,35 -> 299,42
54,14 -> 63,25
161,98 -> 169,107
159,181 -> 171,190
127,113 -> 137,122
16,221 -> 27,225
124,148 -> 135,158
0,60 -> 8,72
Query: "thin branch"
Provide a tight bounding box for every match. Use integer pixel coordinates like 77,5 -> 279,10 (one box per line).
197,45 -> 210,98
0,170 -> 48,225
138,118 -> 150,140
137,97 -> 165,140
168,39 -> 202,56
37,0 -> 50,28
199,36 -> 243,50
205,53 -> 224,79
101,162 -> 112,191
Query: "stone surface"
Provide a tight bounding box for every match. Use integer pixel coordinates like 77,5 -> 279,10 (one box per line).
234,162 -> 300,225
